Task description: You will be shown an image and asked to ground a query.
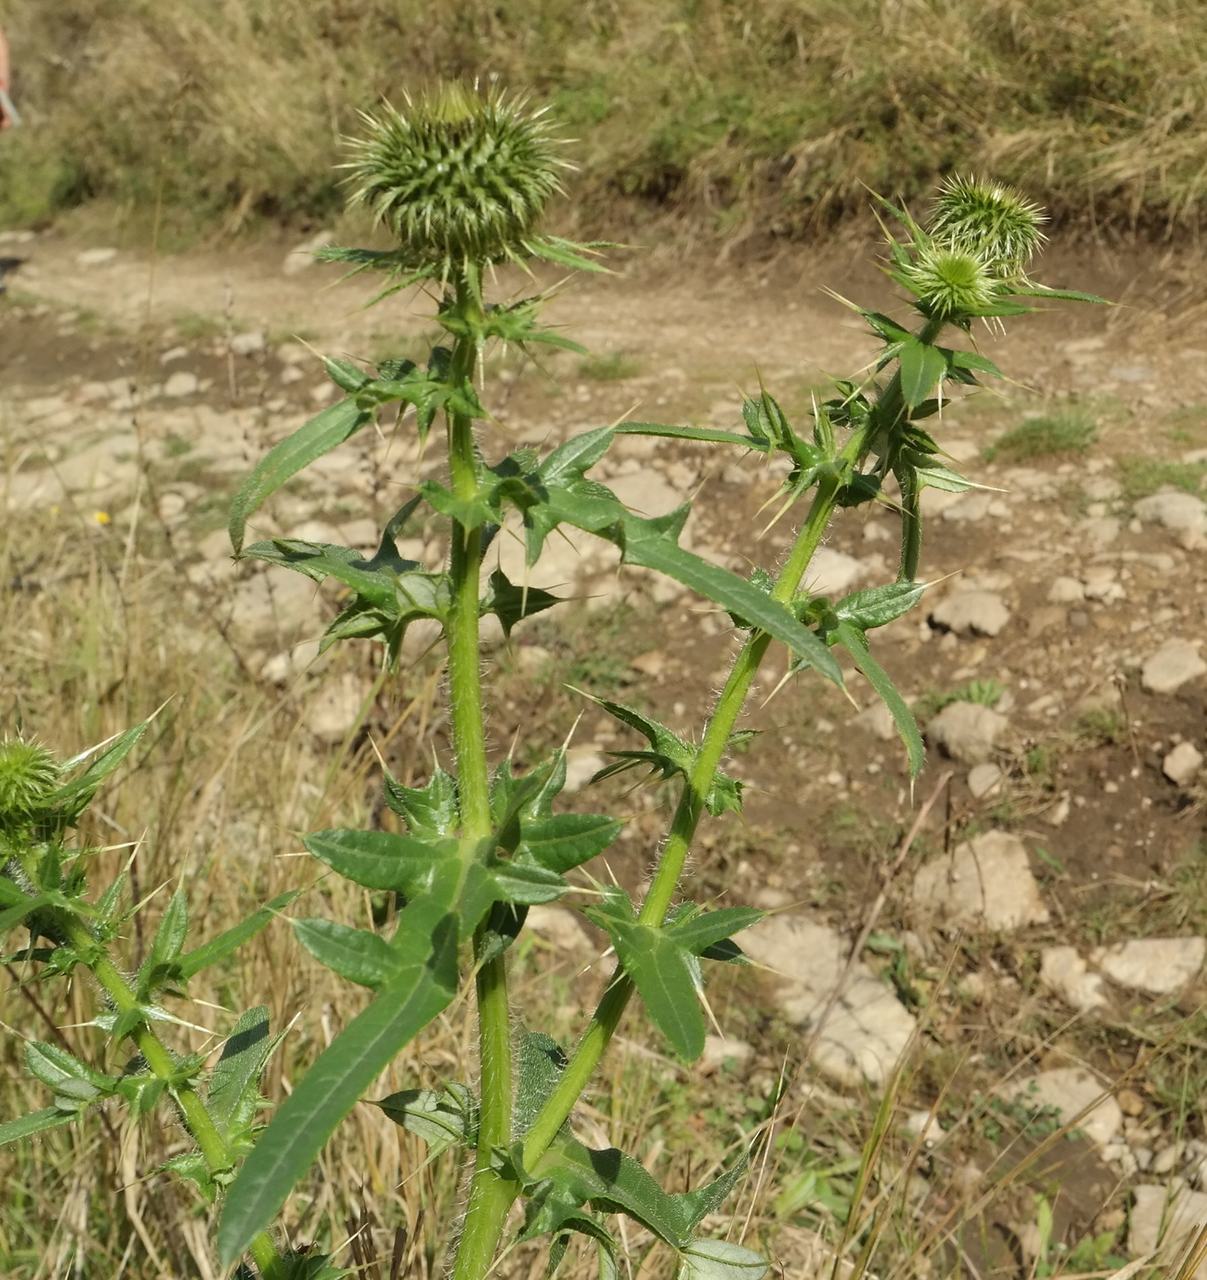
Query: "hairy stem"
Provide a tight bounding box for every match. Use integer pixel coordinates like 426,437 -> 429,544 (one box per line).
61,921 -> 283,1279
445,277 -> 517,1280
451,312 -> 944,1277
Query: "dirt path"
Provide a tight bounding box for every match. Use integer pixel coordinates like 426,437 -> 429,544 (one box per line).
3,228 -> 1206,1274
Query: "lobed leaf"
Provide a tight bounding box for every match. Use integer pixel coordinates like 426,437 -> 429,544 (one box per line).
303,828 -> 458,894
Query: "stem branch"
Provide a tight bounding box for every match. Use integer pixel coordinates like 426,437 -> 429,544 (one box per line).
60,921 -> 283,1279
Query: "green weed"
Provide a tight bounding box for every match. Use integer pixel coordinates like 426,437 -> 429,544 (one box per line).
983,409 -> 1097,462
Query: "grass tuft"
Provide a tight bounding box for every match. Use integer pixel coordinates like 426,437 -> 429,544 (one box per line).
984,410 -> 1097,462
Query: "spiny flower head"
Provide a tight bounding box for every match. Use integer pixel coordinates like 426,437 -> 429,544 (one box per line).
928,175 -> 1047,276
344,83 -> 566,275
899,244 -> 1000,320
0,737 -> 61,824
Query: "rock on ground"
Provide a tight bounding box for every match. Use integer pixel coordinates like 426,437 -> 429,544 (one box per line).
926,701 -> 1008,765
1163,741 -> 1203,786
929,590 -> 1011,637
1130,1184 -> 1207,1276
741,914 -> 917,1088
912,831 -> 1049,930
1040,946 -> 1107,1011
1003,1068 -> 1123,1148
524,905 -> 592,954
305,672 -> 369,744
1141,640 -> 1206,694
1091,937 -> 1206,995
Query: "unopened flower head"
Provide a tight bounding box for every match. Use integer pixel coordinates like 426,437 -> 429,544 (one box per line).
345,83 -> 566,274
0,738 -> 60,823
900,244 -> 998,320
928,175 -> 1047,276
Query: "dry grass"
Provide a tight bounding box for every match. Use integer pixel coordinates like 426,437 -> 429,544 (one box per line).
4,0 -> 1207,241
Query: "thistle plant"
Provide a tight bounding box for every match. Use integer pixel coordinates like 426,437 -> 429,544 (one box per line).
1,80 -> 1101,1280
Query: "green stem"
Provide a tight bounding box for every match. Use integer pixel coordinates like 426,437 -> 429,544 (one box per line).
61,922 -> 283,1279
522,470 -> 843,1165
449,312 -> 943,1278
443,277 -> 517,1280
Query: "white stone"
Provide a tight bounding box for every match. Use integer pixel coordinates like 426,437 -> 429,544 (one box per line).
1130,1184 -> 1207,1276
305,672 -> 368,744
562,746 -> 607,794
741,915 -> 917,1087
283,228 -> 335,275
1135,490 -> 1207,537
525,905 -> 592,953
806,547 -> 864,596
1040,946 -> 1107,1011
1163,741 -> 1203,786
903,1108 -> 947,1147
1003,1068 -> 1122,1148
228,570 -> 318,645
926,701 -> 1008,764
912,831 -> 1049,930
75,247 -> 118,266
1091,938 -> 1206,995
930,590 -> 1011,637
1142,640 -> 1206,694
163,370 -> 200,398
699,1035 -> 755,1075
230,329 -> 267,356
1047,576 -> 1085,604
967,762 -> 1004,799
855,700 -> 897,742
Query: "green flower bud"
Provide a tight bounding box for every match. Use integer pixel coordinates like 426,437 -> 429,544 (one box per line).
344,83 -> 566,276
928,175 -> 1047,276
0,738 -> 60,824
899,245 -> 999,320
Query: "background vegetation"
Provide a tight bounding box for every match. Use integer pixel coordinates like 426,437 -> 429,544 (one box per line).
3,0 -> 1206,242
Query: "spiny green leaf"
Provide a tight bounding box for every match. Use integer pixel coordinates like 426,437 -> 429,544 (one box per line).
207,1006 -> 275,1139
589,917 -> 704,1061
614,422 -> 768,451
217,884 -> 460,1266
677,1239 -> 768,1280
177,890 -> 299,982
482,568 -> 561,637
0,1106 -> 78,1147
897,337 -> 948,410
665,906 -> 763,957
229,398 -> 371,555
517,813 -> 622,874
303,828 -> 458,894
383,768 -> 459,838
137,890 -> 188,997
612,513 -> 842,685
50,720 -> 150,826
834,620 -> 924,777
292,919 -> 404,989
25,1041 -> 114,1102
833,581 -> 926,632
376,1081 -> 476,1154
